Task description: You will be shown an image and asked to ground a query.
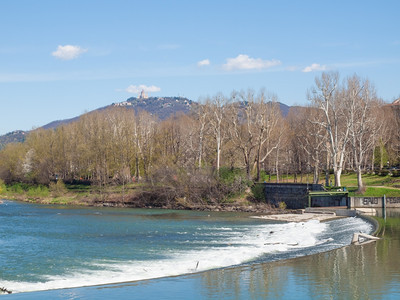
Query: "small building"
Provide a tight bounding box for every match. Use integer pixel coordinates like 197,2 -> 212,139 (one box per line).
139,89 -> 148,99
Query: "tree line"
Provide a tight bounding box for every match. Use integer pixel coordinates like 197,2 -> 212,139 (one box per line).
0,72 -> 399,199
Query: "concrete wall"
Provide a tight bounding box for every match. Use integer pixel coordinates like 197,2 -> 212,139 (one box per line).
264,183 -> 324,209
312,195 -> 348,207
350,197 -> 400,208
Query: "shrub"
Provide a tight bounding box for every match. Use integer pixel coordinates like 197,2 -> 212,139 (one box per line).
278,201 -> 287,210
251,183 -> 265,202
9,183 -> 27,194
218,167 -> 246,183
378,169 -> 390,176
49,180 -> 68,197
27,185 -> 49,198
0,179 -> 5,194
259,170 -> 268,181
392,170 -> 400,177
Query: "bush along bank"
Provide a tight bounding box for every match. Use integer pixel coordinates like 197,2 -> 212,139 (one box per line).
0,172 -> 285,214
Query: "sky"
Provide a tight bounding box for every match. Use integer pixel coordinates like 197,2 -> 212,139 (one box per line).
1,0 -> 400,135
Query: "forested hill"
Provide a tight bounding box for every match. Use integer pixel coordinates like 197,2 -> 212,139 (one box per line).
112,96 -> 197,120
0,130 -> 27,149
0,96 -> 291,149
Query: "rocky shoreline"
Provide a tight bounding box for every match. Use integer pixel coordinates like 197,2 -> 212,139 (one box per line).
1,193 -> 300,215
89,196 -> 294,214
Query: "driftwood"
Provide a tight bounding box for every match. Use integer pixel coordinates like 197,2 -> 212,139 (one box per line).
0,287 -> 12,294
352,232 -> 380,245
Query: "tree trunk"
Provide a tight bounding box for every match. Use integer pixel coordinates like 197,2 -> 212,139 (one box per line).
135,155 -> 140,182
313,164 -> 319,184
325,154 -> 330,186
255,145 -> 262,181
371,148 -> 375,173
216,136 -> 221,173
357,165 -> 364,192
275,150 -> 280,183
334,168 -> 342,187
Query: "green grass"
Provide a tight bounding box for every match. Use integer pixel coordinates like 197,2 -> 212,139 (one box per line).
65,184 -> 91,192
340,173 -> 397,187
347,186 -> 400,197
47,197 -> 80,205
26,186 -> 49,198
261,172 -> 400,197
261,172 -> 398,186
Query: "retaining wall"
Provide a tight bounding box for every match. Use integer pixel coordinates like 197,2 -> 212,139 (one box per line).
263,183 -> 324,209
350,196 -> 400,208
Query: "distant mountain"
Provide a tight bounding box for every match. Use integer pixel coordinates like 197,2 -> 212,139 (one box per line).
0,130 -> 27,148
39,96 -> 196,131
278,102 -> 290,117
112,96 -> 197,120
41,116 -> 80,130
0,96 -> 292,149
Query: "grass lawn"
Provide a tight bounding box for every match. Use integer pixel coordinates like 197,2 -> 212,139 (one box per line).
347,186 -> 400,197
262,172 -> 400,197
340,173 -> 398,187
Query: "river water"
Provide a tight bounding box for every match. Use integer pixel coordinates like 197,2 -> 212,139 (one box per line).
1,201 -> 397,299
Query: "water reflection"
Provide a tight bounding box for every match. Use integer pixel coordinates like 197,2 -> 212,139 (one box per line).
196,210 -> 400,299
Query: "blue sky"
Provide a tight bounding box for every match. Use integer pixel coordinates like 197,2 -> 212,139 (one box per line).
1,0 -> 400,135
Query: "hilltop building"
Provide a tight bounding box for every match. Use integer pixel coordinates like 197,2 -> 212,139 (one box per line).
139,90 -> 148,99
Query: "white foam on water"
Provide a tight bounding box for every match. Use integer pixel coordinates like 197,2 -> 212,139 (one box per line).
1,218 -> 369,293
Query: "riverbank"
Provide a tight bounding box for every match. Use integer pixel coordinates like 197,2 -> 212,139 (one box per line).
0,195 -> 296,215
0,185 -> 292,214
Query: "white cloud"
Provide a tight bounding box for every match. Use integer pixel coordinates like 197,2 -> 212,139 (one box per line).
223,54 -> 281,71
197,59 -> 210,67
302,63 -> 327,73
125,84 -> 161,94
52,45 -> 87,60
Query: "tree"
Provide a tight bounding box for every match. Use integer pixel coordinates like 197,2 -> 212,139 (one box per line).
255,96 -> 284,181
136,111 -> 158,182
194,104 -> 209,169
287,107 -> 327,184
308,72 -> 350,187
204,94 -> 229,173
0,142 -> 27,183
229,90 -> 258,179
345,75 -> 378,192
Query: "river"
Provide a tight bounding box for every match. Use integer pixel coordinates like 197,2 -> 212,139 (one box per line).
2,201 -> 398,299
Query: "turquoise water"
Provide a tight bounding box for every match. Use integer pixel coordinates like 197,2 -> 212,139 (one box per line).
1,200 -> 375,298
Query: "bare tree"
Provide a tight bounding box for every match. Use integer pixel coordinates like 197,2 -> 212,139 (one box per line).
345,75 -> 378,191
204,93 -> 229,173
136,111 -> 158,182
308,72 -> 350,187
229,90 -> 258,179
193,104 -> 208,168
288,107 -> 327,184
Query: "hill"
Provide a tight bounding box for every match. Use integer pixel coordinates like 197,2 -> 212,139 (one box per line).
112,96 -> 197,120
0,97 -> 291,149
0,130 -> 27,148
